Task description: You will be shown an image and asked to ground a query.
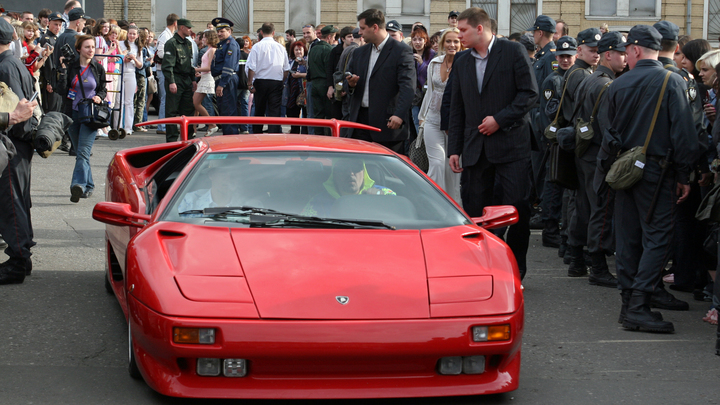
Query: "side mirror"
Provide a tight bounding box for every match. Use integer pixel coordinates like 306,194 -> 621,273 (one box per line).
93,202 -> 151,228
472,205 -> 518,230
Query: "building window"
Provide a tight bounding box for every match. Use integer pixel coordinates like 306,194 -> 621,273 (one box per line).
222,0 -> 250,34
402,0 -> 425,14
510,0 -> 536,34
363,0 -> 387,12
471,0 -> 498,21
286,0 -> 318,33
710,0 -> 720,41
586,0 -> 660,18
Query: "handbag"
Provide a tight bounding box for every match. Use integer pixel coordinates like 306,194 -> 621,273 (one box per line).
409,125 -> 429,172
606,71 -> 671,190
544,68 -> 584,141
75,67 -> 111,129
147,74 -> 158,94
296,79 -> 307,106
574,81 -> 612,158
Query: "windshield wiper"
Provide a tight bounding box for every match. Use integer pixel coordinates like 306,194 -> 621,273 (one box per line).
250,215 -> 395,230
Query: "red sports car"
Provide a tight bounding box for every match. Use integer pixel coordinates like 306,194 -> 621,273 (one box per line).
93,117 -> 524,399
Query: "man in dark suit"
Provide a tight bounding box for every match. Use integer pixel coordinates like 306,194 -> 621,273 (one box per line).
448,7 -> 538,279
345,8 -> 415,153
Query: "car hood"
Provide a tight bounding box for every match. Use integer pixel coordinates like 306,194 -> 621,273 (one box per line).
230,228 -> 430,320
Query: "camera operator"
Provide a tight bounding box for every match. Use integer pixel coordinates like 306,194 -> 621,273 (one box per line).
0,18 -> 40,285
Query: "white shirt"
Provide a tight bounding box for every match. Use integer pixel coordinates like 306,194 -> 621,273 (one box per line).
118,41 -> 139,73
362,33 -> 390,108
156,27 -> 173,60
245,36 -> 289,82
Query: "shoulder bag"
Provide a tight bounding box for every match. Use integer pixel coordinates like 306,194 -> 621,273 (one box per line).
544,68 -> 584,141
574,80 -> 612,158
605,71 -> 672,190
409,125 -> 429,173
76,66 -> 111,130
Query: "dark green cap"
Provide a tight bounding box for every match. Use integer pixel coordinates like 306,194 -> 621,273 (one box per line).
177,18 -> 193,28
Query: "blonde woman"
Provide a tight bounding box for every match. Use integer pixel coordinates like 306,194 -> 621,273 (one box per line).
418,28 -> 462,203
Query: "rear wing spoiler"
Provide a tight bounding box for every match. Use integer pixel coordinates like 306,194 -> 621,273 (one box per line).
136,117 -> 380,141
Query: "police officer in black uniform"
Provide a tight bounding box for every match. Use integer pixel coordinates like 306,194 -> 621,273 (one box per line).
211,17 -> 242,135
538,36 -> 577,250
562,27 -> 601,276
652,20 -> 709,311
39,12 -> 63,114
0,18 -> 39,284
528,15 -> 558,245
600,25 -> 698,333
569,31 -> 628,288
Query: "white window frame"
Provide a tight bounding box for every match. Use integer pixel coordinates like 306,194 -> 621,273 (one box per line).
357,1 -> 431,33
286,0 -> 321,32
465,0 -> 543,37
584,0 -> 661,21
217,0 -> 254,35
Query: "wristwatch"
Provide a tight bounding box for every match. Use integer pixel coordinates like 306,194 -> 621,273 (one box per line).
249,85 -> 254,90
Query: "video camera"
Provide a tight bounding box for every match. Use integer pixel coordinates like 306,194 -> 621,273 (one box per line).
60,43 -> 76,66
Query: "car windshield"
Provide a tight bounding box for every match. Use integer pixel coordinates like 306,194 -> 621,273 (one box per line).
162,151 -> 470,230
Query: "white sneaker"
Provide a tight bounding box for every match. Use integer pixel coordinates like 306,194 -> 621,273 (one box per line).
205,126 -> 219,137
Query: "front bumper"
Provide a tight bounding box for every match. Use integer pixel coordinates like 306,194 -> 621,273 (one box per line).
129,295 -> 524,399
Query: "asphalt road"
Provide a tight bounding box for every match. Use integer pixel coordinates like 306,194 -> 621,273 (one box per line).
1,126 -> 718,404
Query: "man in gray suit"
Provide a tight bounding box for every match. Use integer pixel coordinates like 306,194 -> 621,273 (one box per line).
345,9 -> 415,153
448,7 -> 538,279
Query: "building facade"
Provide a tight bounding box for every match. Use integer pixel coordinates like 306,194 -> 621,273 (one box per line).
100,0 -> 719,41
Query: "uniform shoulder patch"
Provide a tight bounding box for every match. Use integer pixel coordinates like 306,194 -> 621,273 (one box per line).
688,86 -> 697,101
544,89 -> 554,100
552,60 -> 559,71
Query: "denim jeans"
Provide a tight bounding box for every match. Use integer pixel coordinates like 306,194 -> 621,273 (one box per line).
156,70 -> 166,131
68,110 -> 96,193
238,89 -> 250,132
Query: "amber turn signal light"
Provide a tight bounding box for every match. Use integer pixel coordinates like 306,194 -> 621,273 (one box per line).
173,327 -> 215,344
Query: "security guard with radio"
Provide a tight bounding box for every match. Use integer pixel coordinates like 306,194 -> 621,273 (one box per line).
567,31 -> 628,288
211,17 -> 242,135
652,20 -> 710,311
538,36 -> 577,250
599,25 -> 698,334
162,18 -> 196,142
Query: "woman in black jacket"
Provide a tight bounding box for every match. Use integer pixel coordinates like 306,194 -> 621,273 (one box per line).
57,34 -> 107,203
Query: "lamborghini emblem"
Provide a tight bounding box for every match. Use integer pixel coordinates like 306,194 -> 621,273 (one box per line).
336,296 -> 349,305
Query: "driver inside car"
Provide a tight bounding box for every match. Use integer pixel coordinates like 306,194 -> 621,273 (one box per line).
302,158 -> 395,217
178,159 -> 261,213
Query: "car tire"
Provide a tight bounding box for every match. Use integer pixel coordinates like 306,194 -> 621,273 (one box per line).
128,323 -> 142,380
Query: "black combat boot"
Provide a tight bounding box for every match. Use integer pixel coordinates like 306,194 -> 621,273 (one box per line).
588,252 -> 617,287
0,258 -> 27,285
567,245 -> 588,277
618,289 -> 663,323
622,290 -> 674,333
542,219 -> 562,248
558,235 -> 568,259
650,286 -> 690,311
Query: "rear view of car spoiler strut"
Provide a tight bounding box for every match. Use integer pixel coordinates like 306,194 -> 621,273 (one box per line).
136,116 -> 381,141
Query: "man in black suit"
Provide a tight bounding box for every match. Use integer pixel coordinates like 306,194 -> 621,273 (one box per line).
345,9 -> 415,153
448,7 -> 538,279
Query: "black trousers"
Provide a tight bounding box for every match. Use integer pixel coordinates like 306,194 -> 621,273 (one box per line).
286,104 -> 308,134
461,152 -> 533,277
253,79 -> 283,134
0,138 -> 34,260
352,107 -> 404,154
164,75 -> 195,142
614,162 -> 676,292
567,145 -> 615,254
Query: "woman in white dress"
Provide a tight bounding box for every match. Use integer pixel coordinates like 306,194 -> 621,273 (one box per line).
194,30 -> 218,136
417,28 -> 462,204
118,26 -> 143,135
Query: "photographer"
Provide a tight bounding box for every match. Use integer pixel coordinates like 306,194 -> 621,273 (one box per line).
0,17 -> 39,285
56,35 -> 107,203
